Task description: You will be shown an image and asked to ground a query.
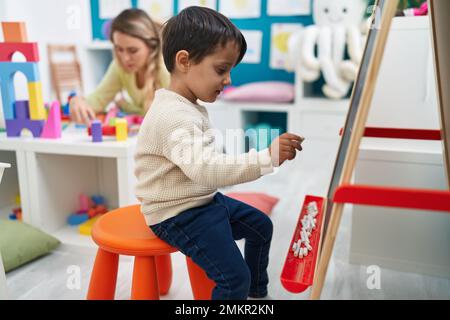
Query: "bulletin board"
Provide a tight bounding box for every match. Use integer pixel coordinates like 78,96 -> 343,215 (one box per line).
90,0 -> 314,86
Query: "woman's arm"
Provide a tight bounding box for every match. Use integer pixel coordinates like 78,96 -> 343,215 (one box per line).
70,61 -> 123,125
85,60 -> 123,113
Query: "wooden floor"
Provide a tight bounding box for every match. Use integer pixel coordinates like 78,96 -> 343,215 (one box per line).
5,138 -> 450,300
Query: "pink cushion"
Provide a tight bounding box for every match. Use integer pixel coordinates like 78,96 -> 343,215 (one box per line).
220,81 -> 295,103
226,192 -> 279,216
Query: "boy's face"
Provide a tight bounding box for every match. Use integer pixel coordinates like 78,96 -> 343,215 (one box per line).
186,41 -> 241,103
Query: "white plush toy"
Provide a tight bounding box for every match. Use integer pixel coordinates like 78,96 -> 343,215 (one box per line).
287,0 -> 367,99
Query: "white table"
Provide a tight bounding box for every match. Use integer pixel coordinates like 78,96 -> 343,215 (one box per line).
0,162 -> 11,300
0,126 -> 138,248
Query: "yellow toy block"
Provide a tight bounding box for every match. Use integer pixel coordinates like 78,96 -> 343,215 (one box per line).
1,22 -> 28,43
79,216 -> 101,236
115,119 -> 128,141
28,82 -> 47,120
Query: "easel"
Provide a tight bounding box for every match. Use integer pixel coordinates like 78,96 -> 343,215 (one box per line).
280,0 -> 450,299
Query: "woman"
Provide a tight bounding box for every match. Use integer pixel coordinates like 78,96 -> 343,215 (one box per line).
70,9 -> 170,125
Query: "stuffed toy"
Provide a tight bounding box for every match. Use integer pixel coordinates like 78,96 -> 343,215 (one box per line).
287,0 -> 367,99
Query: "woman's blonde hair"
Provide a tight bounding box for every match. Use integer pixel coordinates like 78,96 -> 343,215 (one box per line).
110,9 -> 162,109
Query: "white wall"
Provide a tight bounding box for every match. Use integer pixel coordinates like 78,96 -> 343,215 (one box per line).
1,0 -> 92,103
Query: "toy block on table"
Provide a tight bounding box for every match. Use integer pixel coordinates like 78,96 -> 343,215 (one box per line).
103,106 -> 119,126
280,196 -> 326,294
0,42 -> 39,62
0,62 -> 40,82
0,62 -> 42,120
27,82 -> 46,120
0,71 -> 17,120
124,115 -> 144,126
115,119 -> 128,141
91,120 -> 103,142
5,119 -> 45,137
41,101 -> 62,139
1,22 -> 28,43
88,125 -> 116,136
14,101 -> 29,120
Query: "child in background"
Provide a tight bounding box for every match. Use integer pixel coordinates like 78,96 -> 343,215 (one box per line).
134,6 -> 304,300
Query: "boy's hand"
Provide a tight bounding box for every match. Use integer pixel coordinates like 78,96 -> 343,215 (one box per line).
269,133 -> 304,167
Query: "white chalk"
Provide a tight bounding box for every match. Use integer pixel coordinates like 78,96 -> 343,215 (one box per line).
302,248 -> 309,257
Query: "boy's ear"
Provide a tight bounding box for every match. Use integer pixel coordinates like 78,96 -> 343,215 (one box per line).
175,50 -> 190,73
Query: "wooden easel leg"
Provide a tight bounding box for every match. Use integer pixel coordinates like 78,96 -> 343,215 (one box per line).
310,204 -> 345,300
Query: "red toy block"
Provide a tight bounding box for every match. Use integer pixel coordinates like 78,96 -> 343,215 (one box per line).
1,22 -> 28,42
87,208 -> 97,219
0,42 -> 39,62
87,125 -> 116,136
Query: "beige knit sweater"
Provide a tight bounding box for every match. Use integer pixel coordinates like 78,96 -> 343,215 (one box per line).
134,89 -> 274,226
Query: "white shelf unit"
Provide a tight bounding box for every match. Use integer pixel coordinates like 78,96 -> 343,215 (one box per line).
0,126 -> 139,250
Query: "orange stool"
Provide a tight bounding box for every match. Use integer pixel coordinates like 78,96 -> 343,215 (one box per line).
87,205 -> 215,300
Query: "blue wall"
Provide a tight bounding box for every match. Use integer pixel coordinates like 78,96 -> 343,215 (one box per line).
90,0 -> 314,86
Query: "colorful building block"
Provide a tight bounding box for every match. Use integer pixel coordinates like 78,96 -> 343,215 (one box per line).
0,62 -> 41,120
41,101 -> 62,139
0,71 -> 16,120
91,195 -> 105,206
103,106 -> 119,126
5,119 -> 45,137
115,119 -> 128,141
87,125 -> 116,136
91,120 -> 103,143
14,101 -> 29,120
28,82 -> 46,120
68,213 -> 89,226
0,62 -> 40,81
0,42 -> 39,62
79,216 -> 101,236
1,22 -> 28,43
78,193 -> 91,212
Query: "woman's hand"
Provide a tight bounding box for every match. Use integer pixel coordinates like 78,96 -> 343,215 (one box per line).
269,133 -> 305,167
70,96 -> 97,126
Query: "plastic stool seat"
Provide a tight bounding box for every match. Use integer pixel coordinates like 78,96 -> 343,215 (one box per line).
87,205 -> 215,300
91,205 -> 176,256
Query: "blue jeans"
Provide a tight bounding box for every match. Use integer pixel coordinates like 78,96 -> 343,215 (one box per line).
150,192 -> 273,300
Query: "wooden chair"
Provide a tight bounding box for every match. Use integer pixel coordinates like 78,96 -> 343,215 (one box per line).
47,45 -> 83,103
